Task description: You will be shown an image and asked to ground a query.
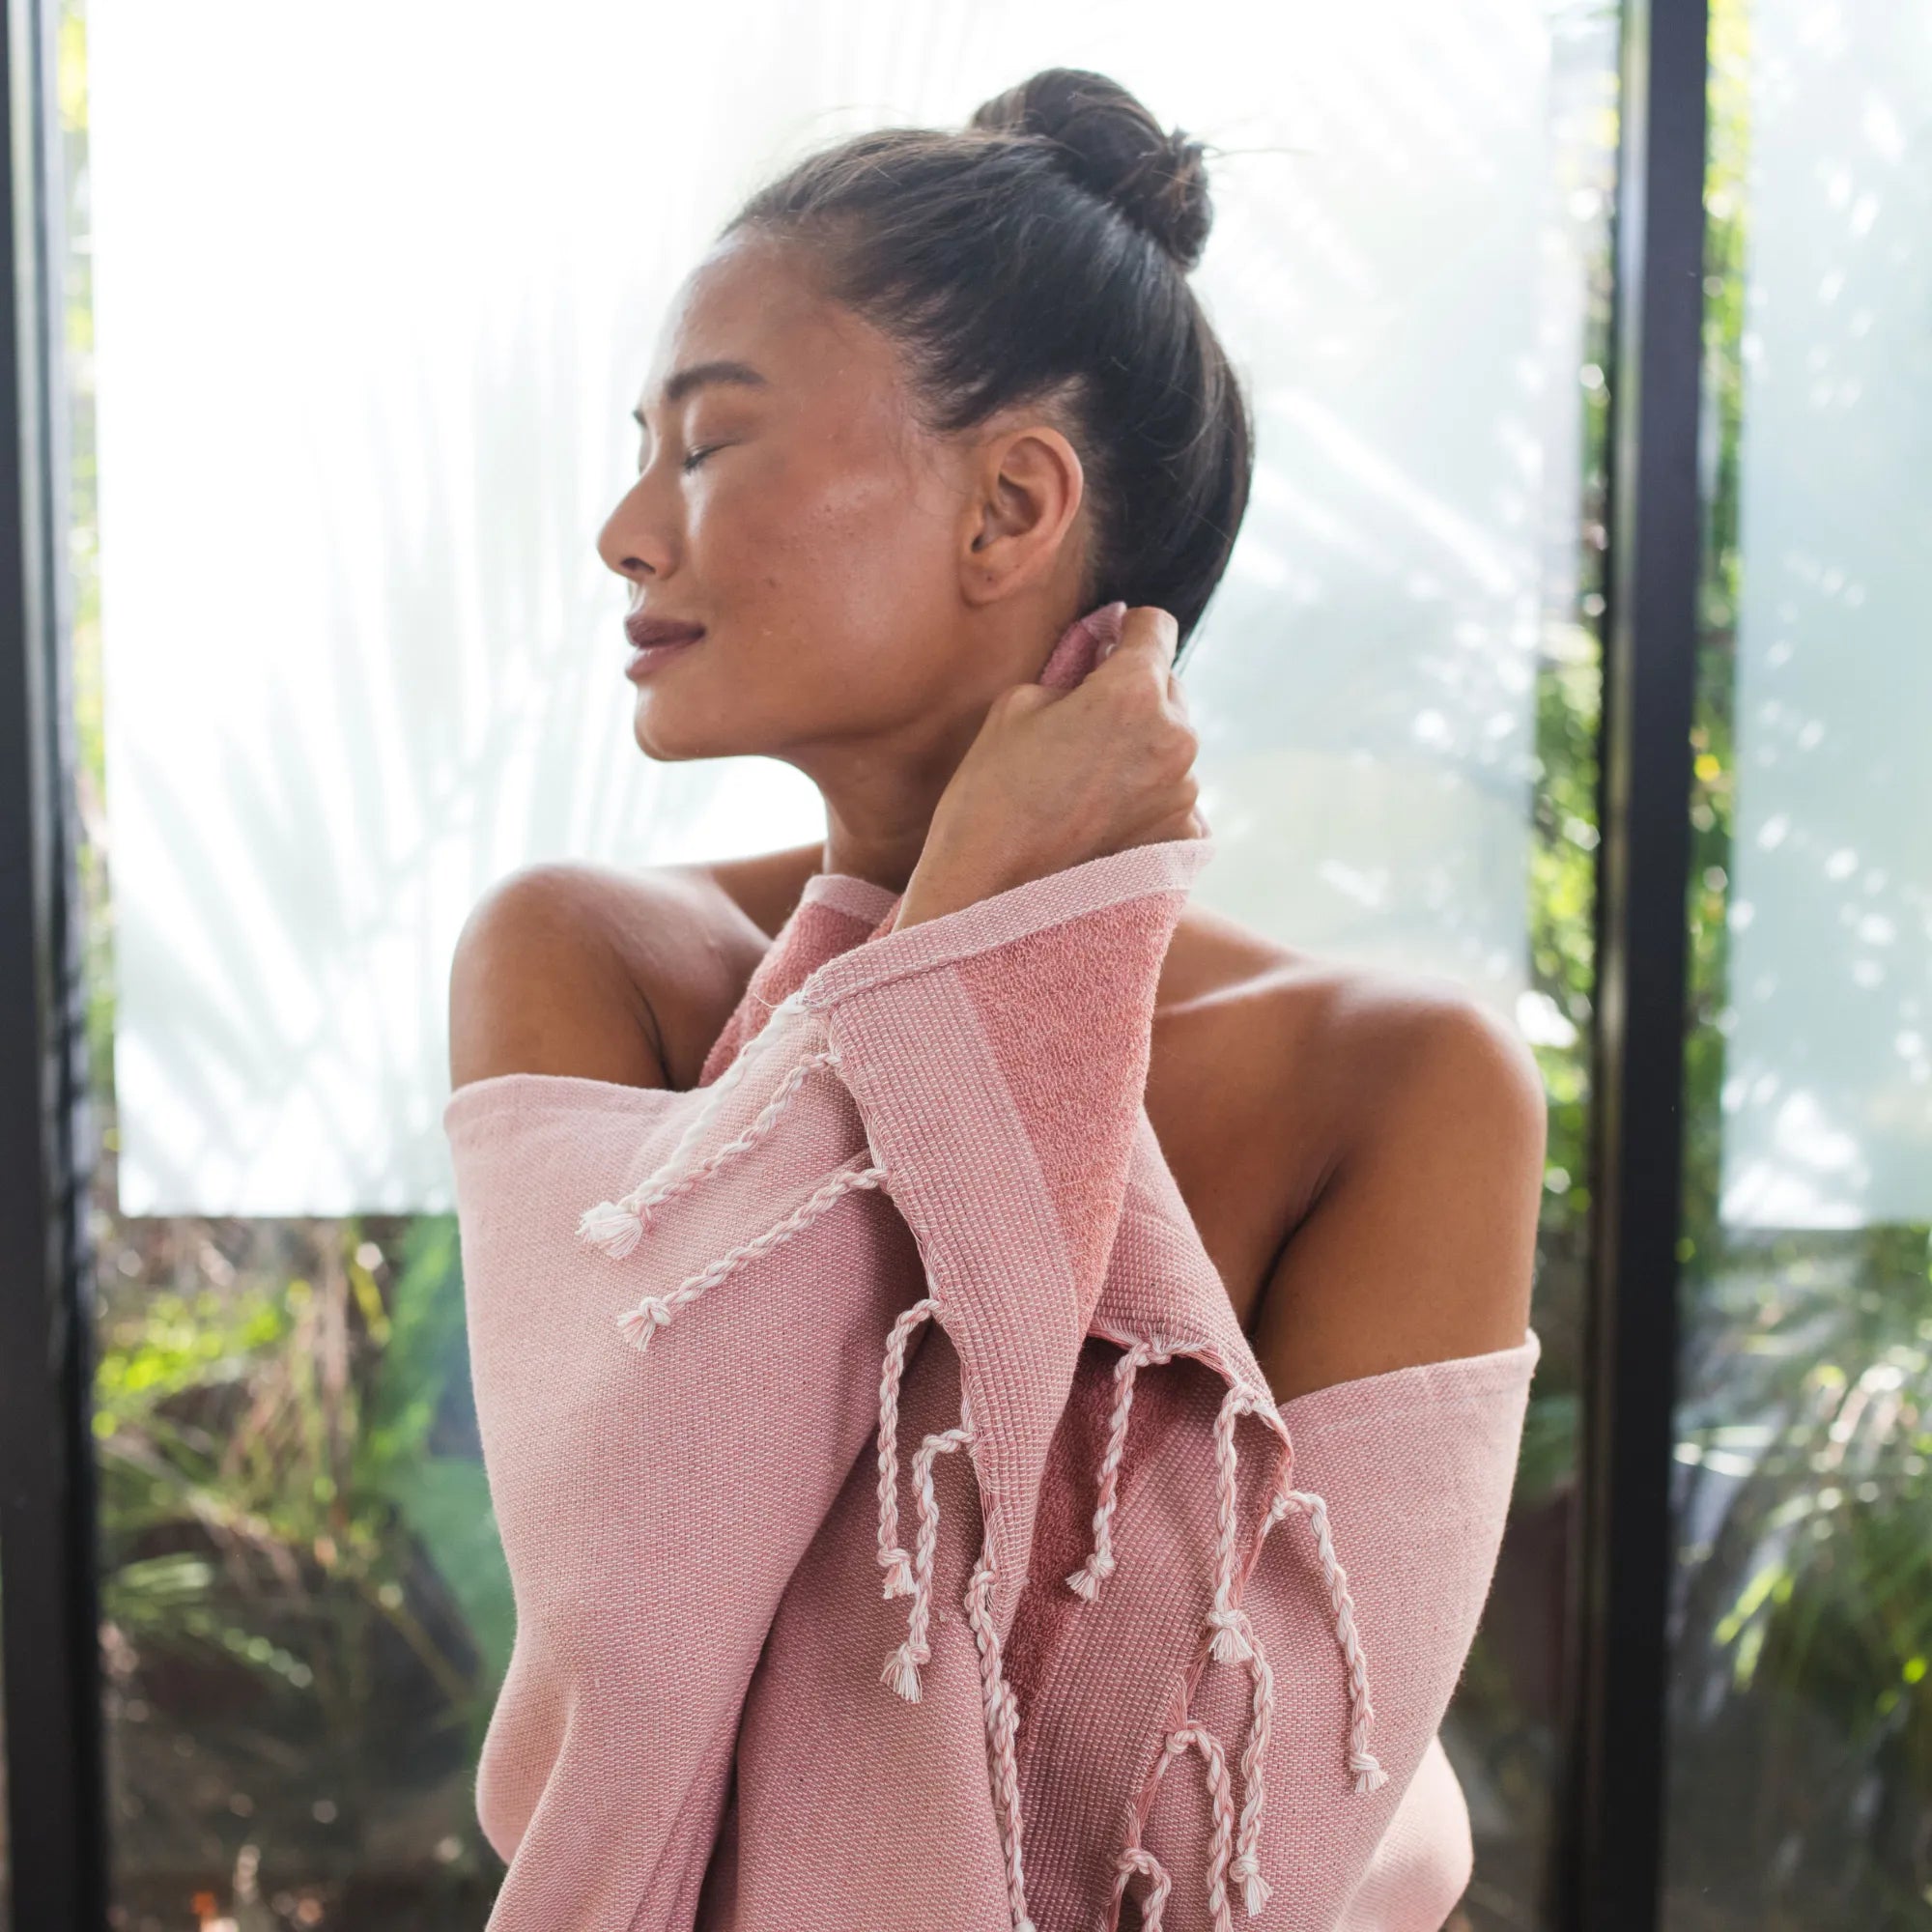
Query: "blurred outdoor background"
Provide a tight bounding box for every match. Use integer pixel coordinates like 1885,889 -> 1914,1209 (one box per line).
0,1 -> 1924,1929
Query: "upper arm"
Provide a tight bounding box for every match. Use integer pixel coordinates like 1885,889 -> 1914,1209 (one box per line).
1247,984 -> 1547,1405
447,863 -> 669,1093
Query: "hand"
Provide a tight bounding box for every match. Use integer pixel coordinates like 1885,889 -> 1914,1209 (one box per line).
894,606 -> 1206,931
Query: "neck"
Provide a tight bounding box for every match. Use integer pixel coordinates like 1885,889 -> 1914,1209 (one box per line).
803,598 -> 1085,893
817,823 -> 925,896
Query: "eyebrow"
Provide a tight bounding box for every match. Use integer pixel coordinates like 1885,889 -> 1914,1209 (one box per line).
631,359 -> 770,430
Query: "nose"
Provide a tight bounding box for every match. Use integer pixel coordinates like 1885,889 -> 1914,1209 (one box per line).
596,479 -> 676,591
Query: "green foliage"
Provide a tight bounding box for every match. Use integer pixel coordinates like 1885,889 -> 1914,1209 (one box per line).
92,1209 -> 508,1906
1658,3 -> 1932,1919
94,1211 -> 506,1712
360,1216 -> 515,1700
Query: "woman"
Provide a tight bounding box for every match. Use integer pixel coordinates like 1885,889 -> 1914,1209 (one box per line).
447,66 -> 1544,1930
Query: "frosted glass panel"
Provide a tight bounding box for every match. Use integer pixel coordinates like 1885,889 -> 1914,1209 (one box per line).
89,0 -> 1579,1216
1717,0 -> 1932,1229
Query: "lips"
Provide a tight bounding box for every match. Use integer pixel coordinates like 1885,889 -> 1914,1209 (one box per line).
625,611 -> 706,651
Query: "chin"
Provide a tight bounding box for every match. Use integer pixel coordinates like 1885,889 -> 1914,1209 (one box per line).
630,698 -> 762,765
631,714 -> 711,763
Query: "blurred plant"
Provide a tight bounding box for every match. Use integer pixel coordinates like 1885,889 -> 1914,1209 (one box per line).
1659,1 -> 1932,1922
92,1210 -> 513,1907
1669,1234 -> 1932,1924
95,1215 -> 510,1737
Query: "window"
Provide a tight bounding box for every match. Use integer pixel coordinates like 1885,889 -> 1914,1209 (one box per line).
5,3 -> 1921,1929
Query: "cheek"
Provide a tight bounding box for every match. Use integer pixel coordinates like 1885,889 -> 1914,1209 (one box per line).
698,441 -> 953,658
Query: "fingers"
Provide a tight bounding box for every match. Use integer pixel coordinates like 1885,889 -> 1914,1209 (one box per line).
1094,605 -> 1179,676
1088,604 -> 1208,841
1094,607 -> 1191,727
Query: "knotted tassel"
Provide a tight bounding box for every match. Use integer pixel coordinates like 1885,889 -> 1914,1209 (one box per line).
579,1005 -> 834,1258
614,1153 -> 886,1353
875,1297 -> 939,1600
1263,1481 -> 1390,1794
880,1416 -> 971,1702
1120,1722 -> 1237,1932
614,1296 -> 672,1349
1205,1383 -> 1261,1664
1113,1846 -> 1174,1931
1066,1334 -> 1175,1602
1226,1604 -> 1277,1917
579,1196 -> 655,1260
964,1546 -> 1037,1932
880,1642 -> 924,1704
1227,1847 -> 1270,1920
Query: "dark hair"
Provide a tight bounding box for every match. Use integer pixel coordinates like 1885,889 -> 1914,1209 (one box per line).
720,67 -> 1253,660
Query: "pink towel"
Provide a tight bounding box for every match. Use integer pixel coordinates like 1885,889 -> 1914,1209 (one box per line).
442,603 -> 1538,1932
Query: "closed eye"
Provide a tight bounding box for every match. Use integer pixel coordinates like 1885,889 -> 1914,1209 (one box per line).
682,444 -> 724,472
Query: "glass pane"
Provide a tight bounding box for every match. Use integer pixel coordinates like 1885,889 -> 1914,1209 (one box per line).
70,8 -> 506,1924
1442,7 -> 1618,1924
1665,1 -> 1932,1925
1710,1 -> 1932,1230
70,0 -> 1614,1922
78,0 -> 1606,1224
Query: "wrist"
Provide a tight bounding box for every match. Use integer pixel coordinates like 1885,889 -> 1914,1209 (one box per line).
892,862 -> 1024,932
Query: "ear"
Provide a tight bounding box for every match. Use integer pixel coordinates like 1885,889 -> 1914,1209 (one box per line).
957,421 -> 1086,610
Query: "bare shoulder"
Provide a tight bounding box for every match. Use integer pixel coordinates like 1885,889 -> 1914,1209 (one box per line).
1156,906 -> 1547,1404
674,838 -> 830,940
446,857 -> 779,1094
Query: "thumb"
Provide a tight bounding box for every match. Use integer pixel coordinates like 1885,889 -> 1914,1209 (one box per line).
1097,605 -> 1179,670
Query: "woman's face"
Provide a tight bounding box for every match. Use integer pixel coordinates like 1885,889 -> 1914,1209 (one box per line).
596,229 -> 1088,774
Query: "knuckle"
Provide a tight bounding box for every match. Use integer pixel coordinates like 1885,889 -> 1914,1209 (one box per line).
1151,743 -> 1197,794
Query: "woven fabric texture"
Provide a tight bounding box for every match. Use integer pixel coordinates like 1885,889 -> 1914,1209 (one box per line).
441,604 -> 1539,1932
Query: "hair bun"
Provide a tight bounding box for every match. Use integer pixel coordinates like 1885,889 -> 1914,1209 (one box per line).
969,68 -> 1213,272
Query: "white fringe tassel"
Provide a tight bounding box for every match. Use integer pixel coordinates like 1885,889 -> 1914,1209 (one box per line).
1065,1334 -> 1177,1602
879,1415 -> 970,1702
1078,1345 -> 1392,1924
1114,1721 -> 1238,1932
965,1542 -> 1037,1932
579,991 -> 829,1260
1261,1480 -> 1391,1797
612,1153 -> 886,1352
875,1297 -> 939,1600
1206,1384 -> 1259,1666
1226,1603 -> 1276,1917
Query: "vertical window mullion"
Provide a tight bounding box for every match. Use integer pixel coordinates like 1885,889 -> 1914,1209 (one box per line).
1566,2 -> 1713,1928
0,0 -> 107,1923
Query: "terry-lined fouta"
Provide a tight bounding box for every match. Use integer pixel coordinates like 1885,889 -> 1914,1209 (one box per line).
441,603 -> 1540,1932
